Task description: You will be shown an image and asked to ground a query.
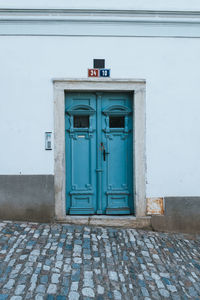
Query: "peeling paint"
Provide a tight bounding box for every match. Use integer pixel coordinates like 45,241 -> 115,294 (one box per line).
146,197 -> 164,215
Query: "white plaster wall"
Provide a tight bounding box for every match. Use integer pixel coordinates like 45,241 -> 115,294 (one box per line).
1,0 -> 200,10
0,36 -> 200,197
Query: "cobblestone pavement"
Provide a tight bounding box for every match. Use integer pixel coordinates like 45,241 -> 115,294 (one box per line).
0,221 -> 200,300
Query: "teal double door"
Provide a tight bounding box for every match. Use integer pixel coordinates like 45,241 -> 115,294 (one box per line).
65,92 -> 133,215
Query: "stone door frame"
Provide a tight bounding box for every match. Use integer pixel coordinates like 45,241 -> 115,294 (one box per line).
53,78 -> 146,220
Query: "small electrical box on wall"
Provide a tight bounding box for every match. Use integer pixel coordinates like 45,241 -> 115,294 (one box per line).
45,132 -> 52,150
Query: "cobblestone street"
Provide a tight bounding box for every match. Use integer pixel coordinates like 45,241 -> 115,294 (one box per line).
0,221 -> 199,300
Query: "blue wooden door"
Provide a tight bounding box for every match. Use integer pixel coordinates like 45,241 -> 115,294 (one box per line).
65,92 -> 133,215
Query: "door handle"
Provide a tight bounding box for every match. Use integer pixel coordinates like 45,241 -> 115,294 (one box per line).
100,142 -> 106,161
103,149 -> 106,161
101,142 -> 109,161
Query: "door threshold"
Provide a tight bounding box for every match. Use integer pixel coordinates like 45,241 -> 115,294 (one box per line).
56,215 -> 151,229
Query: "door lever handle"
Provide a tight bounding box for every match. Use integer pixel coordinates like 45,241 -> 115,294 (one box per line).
101,142 -> 109,161
103,149 -> 106,161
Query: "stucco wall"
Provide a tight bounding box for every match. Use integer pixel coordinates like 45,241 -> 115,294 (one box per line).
0,35 -> 200,198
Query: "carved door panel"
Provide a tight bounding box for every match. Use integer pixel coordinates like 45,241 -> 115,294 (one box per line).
65,93 -> 97,214
101,93 -> 133,214
65,92 -> 133,215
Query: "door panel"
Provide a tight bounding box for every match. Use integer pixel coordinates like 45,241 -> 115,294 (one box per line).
65,92 -> 133,215
101,93 -> 133,214
107,136 -> 128,187
72,137 -> 91,188
65,93 -> 96,214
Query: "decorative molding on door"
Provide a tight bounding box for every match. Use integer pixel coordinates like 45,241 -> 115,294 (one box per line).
53,78 -> 146,219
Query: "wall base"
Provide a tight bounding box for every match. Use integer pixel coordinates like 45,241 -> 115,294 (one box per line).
151,197 -> 200,234
0,179 -> 199,234
0,175 -> 54,222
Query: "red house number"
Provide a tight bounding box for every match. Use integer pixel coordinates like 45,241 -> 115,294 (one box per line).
88,69 -> 99,77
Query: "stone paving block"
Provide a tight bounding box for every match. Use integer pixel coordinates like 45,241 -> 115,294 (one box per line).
0,221 -> 199,299
68,291 -> 79,300
0,296 -> 8,300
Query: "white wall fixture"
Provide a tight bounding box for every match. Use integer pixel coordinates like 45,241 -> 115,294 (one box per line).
45,132 -> 52,150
